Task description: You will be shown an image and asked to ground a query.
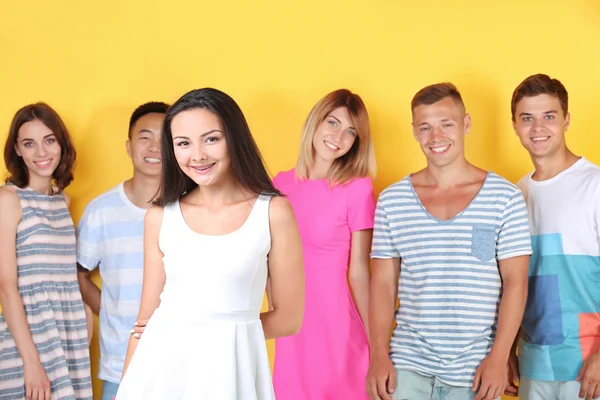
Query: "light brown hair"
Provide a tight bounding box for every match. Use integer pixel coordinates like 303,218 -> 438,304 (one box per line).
296,89 -> 376,185
411,82 -> 466,115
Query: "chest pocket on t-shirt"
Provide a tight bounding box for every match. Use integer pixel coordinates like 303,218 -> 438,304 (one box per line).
471,225 -> 496,261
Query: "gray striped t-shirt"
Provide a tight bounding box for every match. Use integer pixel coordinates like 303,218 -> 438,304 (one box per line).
371,172 -> 532,387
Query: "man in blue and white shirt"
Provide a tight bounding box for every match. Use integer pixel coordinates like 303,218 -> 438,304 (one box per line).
76,101 -> 169,400
366,83 -> 532,400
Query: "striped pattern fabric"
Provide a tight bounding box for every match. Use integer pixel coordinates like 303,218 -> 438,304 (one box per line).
76,182 -> 146,383
0,185 -> 92,399
371,172 -> 532,387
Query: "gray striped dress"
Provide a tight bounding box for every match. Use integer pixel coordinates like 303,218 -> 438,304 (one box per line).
0,185 -> 92,399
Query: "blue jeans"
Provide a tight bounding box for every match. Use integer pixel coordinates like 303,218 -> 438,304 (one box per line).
101,380 -> 120,400
519,377 -> 582,400
393,370 -> 500,400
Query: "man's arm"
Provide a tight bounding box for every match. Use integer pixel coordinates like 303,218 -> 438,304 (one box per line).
474,187 -> 532,400
77,265 -> 101,315
473,255 -> 529,400
366,257 -> 400,400
369,258 -> 400,362
76,202 -> 103,315
366,188 -> 401,400
492,256 -> 529,359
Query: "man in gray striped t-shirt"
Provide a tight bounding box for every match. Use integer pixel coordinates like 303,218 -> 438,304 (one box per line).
366,83 -> 532,400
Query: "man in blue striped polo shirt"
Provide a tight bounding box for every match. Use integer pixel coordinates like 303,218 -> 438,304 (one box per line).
366,83 -> 532,400
76,102 -> 169,400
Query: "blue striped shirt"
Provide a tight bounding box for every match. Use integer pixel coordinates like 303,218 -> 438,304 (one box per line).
371,172 -> 532,386
76,182 -> 146,383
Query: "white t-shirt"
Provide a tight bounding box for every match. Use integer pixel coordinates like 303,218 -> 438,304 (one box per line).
517,157 -> 600,381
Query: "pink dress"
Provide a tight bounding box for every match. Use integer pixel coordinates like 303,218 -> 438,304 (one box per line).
272,169 -> 375,400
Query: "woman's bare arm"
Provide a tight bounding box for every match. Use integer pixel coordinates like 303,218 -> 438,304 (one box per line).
121,206 -> 166,378
261,196 -> 305,339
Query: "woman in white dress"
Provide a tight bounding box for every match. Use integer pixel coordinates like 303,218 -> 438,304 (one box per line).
115,88 -> 305,400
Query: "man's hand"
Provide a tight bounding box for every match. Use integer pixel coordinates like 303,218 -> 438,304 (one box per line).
366,354 -> 396,400
577,351 -> 600,400
504,351 -> 520,397
473,352 -> 508,400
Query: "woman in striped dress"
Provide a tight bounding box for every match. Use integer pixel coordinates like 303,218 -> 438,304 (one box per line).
0,103 -> 93,400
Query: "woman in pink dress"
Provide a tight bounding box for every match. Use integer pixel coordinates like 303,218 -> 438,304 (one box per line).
272,89 -> 376,399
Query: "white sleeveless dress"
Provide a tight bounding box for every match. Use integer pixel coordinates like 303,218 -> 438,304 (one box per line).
115,195 -> 275,400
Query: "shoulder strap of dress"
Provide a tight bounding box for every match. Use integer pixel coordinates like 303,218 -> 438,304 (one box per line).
158,200 -> 182,251
251,194 -> 273,237
256,194 -> 272,214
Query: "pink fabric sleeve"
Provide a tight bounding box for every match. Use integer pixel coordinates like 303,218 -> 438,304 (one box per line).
272,172 -> 283,191
348,178 -> 376,232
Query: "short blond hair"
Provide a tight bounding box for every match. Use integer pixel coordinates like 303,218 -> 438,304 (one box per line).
296,89 -> 376,185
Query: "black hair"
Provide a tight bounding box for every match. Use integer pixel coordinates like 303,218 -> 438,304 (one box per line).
155,88 -> 280,206
128,102 -> 170,138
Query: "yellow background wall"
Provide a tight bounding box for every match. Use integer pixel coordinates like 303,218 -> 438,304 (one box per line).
2,1 -> 600,399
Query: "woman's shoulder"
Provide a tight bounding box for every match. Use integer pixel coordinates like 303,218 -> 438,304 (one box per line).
145,204 -> 165,226
272,168 -> 296,185
341,176 -> 374,193
0,185 -> 23,220
0,185 -> 20,204
268,195 -> 295,224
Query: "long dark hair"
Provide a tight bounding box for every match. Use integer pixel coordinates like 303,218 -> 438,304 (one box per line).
155,88 -> 280,206
3,102 -> 76,191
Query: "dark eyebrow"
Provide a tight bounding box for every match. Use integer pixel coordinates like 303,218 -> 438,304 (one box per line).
20,133 -> 55,143
138,129 -> 155,135
172,129 -> 223,141
519,110 -> 558,117
200,129 -> 222,138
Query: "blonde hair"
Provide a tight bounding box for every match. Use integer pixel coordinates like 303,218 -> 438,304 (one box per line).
296,89 -> 376,185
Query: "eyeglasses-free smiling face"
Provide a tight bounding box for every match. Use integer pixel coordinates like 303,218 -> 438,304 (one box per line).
513,93 -> 570,159
171,108 -> 231,187
14,118 -> 62,182
412,96 -> 471,168
127,112 -> 165,177
312,106 -> 357,163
